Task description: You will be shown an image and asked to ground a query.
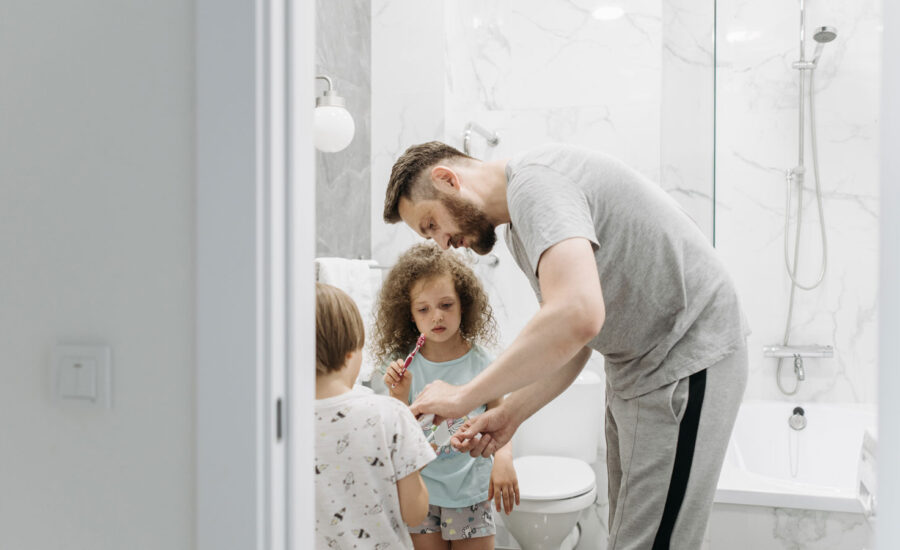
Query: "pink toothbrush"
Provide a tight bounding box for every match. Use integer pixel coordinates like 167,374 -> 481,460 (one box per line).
392,333 -> 426,388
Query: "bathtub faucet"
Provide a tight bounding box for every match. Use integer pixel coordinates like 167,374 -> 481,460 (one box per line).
789,406 -> 807,430
793,354 -> 805,381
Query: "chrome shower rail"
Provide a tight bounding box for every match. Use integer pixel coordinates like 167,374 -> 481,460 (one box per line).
462,122 -> 500,155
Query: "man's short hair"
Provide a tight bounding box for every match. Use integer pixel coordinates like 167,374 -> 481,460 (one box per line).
383,141 -> 472,223
315,283 -> 365,375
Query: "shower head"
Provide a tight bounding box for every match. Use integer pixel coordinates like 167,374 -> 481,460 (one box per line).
811,26 -> 838,65
813,26 -> 838,44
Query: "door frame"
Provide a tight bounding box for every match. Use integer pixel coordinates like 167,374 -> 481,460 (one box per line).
196,0 -> 314,548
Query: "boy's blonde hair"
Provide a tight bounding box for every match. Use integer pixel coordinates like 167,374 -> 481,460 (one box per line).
316,283 -> 365,375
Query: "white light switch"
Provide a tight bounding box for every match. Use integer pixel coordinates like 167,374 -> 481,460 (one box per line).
53,345 -> 112,408
59,357 -> 97,399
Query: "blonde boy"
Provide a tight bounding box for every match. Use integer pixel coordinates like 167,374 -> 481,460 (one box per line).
315,283 -> 436,549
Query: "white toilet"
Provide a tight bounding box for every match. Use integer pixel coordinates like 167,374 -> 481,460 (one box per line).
504,370 -> 604,550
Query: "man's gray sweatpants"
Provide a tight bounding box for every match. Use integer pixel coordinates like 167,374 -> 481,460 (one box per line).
605,341 -> 748,550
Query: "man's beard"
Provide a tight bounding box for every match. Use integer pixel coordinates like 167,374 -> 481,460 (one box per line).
440,193 -> 497,255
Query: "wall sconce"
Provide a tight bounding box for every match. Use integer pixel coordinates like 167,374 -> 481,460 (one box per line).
314,75 -> 355,153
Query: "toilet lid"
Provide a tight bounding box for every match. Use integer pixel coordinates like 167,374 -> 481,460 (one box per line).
513,455 -> 596,501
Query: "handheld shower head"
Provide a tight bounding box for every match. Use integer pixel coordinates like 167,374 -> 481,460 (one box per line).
813,26 -> 838,43
812,26 -> 838,64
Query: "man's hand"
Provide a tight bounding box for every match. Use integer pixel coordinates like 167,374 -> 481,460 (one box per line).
409,380 -> 474,422
450,404 -> 521,458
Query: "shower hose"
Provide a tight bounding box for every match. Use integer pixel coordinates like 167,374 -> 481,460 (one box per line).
778,69 -> 829,395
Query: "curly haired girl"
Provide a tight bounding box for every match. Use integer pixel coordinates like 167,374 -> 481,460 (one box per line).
371,242 -> 519,550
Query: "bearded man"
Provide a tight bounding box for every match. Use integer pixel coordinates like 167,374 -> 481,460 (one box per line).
383,141 -> 749,550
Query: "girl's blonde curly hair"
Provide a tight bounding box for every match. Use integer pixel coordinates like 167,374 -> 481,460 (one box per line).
370,242 -> 498,366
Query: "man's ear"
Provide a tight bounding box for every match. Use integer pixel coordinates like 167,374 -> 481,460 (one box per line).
430,165 -> 459,193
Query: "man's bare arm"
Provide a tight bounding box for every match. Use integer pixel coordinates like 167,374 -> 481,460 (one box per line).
453,346 -> 594,457
464,237 -> 604,406
504,346 -> 594,427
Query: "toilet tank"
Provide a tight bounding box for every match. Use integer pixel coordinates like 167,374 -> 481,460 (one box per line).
512,369 -> 604,463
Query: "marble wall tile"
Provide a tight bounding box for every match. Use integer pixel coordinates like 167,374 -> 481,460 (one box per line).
706,504 -> 872,550
444,0 -> 664,184
316,0 -> 371,258
445,0 -> 663,110
715,0 -> 880,404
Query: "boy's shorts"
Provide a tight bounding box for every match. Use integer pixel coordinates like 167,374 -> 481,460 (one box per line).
409,500 -> 496,540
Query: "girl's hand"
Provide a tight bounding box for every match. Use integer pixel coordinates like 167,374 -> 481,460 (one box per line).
383,358 -> 412,401
489,451 -> 520,515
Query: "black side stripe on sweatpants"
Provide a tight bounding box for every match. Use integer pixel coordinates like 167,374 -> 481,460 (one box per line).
651,369 -> 707,550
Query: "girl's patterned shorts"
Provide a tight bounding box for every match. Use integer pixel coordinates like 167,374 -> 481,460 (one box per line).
408,500 -> 496,540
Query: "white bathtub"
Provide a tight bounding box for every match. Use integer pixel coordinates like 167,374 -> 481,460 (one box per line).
715,401 -> 877,513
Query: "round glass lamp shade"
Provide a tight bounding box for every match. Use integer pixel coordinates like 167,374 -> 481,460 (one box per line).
314,105 -> 355,152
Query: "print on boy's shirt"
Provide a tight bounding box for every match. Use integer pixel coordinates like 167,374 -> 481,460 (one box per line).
336,434 -> 349,454
329,407 -> 350,422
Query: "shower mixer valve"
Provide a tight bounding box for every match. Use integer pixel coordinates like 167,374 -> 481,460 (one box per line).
793,355 -> 806,381
764,344 -> 833,359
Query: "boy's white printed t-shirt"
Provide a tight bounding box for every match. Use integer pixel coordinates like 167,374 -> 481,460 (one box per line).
315,388 -> 436,549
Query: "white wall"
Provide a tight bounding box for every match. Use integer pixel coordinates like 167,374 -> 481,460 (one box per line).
0,2 -> 195,549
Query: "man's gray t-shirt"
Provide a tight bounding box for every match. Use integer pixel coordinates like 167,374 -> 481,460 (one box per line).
504,144 -> 748,399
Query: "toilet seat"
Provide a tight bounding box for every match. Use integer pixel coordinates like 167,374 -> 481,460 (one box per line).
514,485 -> 597,514
513,455 -> 597,514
